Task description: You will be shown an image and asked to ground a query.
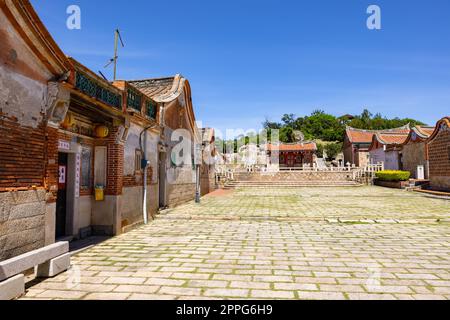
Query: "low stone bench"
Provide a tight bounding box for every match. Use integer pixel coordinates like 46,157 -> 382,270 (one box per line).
0,242 -> 70,300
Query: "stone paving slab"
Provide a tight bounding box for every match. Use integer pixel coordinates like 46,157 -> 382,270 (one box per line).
20,186 -> 450,300
159,187 -> 450,221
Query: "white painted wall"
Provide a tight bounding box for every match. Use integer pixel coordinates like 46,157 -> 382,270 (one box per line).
124,122 -> 159,182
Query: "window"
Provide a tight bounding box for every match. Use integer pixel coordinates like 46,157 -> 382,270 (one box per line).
127,89 -> 142,111
146,100 -> 157,119
135,149 -> 143,172
81,146 -> 92,190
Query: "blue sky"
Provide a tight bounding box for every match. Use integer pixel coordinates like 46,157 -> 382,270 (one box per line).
32,0 -> 450,135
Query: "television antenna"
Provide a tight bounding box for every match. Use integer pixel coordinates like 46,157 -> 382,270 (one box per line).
104,29 -> 125,81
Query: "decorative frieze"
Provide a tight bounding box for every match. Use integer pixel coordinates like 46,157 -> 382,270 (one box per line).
75,72 -> 122,109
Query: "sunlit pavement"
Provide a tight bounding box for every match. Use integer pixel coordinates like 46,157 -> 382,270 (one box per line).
22,187 -> 450,300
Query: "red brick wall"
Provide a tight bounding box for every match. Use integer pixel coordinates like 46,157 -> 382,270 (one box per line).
428,128 -> 450,188
123,167 -> 153,188
0,113 -> 46,191
105,127 -> 124,196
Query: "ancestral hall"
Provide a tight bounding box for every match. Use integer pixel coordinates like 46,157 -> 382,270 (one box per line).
266,142 -> 317,169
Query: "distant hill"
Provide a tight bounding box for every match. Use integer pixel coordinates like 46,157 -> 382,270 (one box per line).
263,109 -> 425,143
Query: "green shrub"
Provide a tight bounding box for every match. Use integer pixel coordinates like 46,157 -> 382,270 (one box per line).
375,170 -> 411,182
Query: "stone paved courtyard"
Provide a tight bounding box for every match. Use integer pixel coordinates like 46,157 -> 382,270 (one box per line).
22,187 -> 450,300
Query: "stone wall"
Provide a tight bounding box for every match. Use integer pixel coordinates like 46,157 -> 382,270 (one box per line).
428,126 -> 450,191
356,151 -> 370,168
374,180 -> 409,189
167,183 -> 196,208
201,164 -> 216,196
234,171 -> 354,182
0,190 -> 46,261
402,142 -> 428,179
370,148 -> 385,167
385,150 -> 400,171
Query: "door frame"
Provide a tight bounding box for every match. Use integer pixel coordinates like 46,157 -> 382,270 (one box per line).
56,142 -> 81,239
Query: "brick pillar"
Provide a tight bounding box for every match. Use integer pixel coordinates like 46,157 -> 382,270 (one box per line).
105,128 -> 124,196
45,126 -> 59,203
44,125 -> 59,245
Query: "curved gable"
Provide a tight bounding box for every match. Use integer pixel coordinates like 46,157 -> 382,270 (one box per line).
427,117 -> 450,144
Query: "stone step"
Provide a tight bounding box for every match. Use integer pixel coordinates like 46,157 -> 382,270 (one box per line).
225,182 -> 359,185
224,183 -> 361,189
226,181 -> 357,184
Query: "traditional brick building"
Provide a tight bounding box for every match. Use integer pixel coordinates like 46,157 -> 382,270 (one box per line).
400,126 -> 435,179
52,58 -> 129,239
426,117 -> 450,191
369,132 -> 410,170
129,76 -> 202,208
112,80 -> 161,230
0,0 -> 72,260
1,1 -> 213,261
200,128 -> 217,196
344,125 -> 410,167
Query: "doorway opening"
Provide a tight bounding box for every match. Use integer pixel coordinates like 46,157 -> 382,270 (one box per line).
56,152 -> 68,238
159,152 -> 167,209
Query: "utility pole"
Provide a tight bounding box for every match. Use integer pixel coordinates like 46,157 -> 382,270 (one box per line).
104,29 -> 124,81
113,29 -> 119,81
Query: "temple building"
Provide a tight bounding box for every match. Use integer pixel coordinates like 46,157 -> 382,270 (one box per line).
344,125 -> 411,167
266,142 -> 317,170
369,132 -> 410,170
426,117 -> 450,191
400,126 -> 435,180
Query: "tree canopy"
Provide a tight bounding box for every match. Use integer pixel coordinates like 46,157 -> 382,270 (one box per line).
263,109 -> 425,143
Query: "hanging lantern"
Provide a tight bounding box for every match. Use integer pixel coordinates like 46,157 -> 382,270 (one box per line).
94,125 -> 109,138
61,112 -> 75,129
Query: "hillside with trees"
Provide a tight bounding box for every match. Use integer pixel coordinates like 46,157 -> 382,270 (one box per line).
261,109 -> 425,159
263,109 -> 425,143
216,109 -> 425,158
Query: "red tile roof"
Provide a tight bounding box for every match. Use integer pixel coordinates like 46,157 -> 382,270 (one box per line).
376,133 -> 409,145
346,125 -> 411,144
267,142 -> 317,152
416,126 -> 436,138
401,126 -> 436,145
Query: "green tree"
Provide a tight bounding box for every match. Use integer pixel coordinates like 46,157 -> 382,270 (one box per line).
315,142 -> 324,158
324,142 -> 343,160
